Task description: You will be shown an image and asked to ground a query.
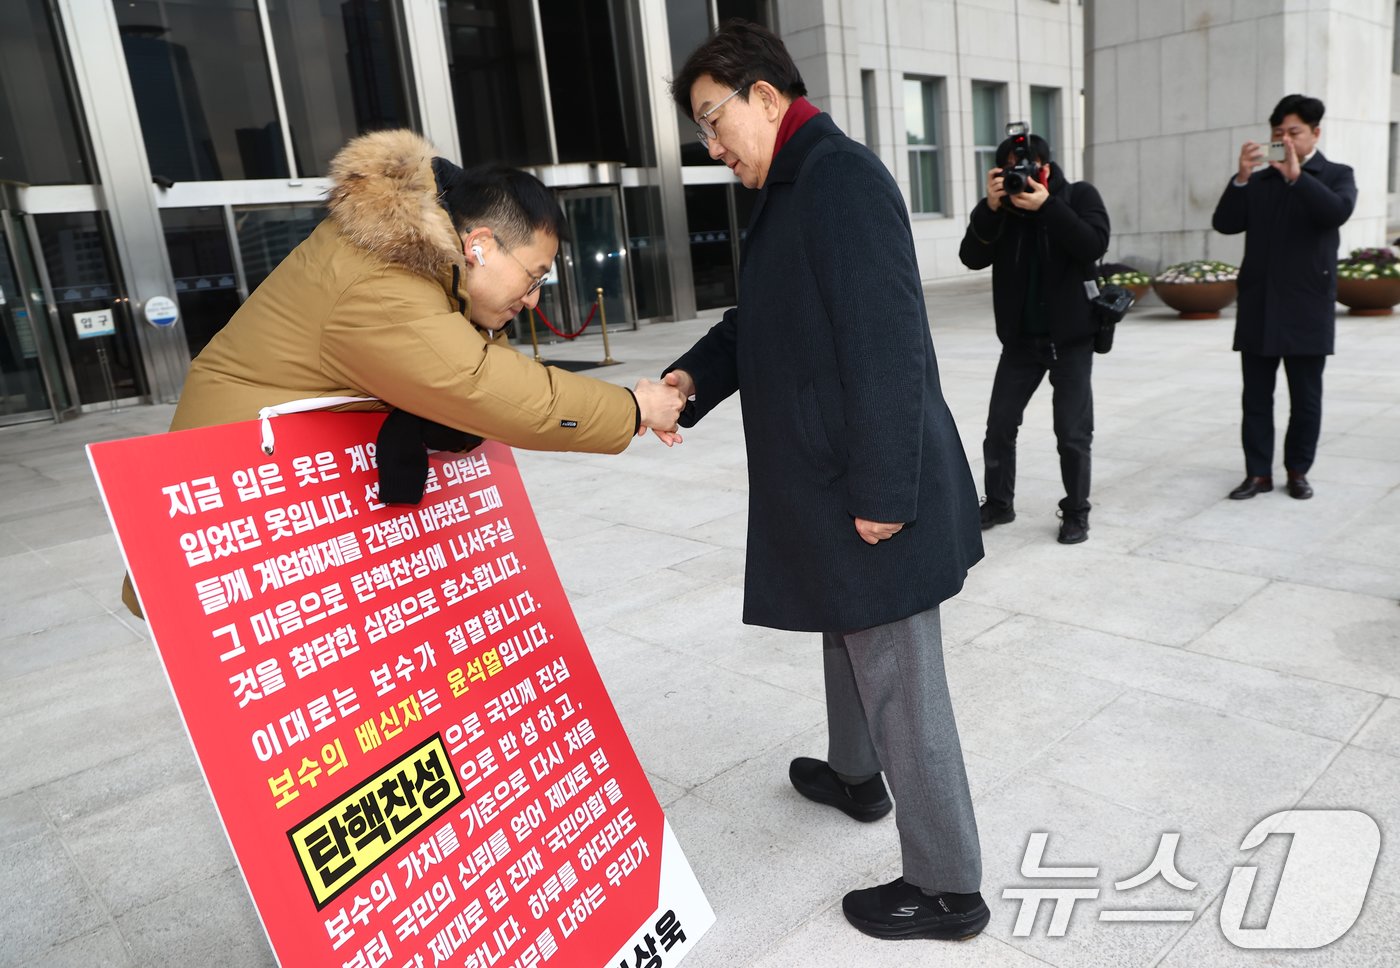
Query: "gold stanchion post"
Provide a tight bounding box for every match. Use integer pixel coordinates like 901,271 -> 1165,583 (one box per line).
596,287 -> 618,366
527,307 -> 544,363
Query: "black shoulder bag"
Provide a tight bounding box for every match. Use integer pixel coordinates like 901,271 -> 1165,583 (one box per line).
1062,183 -> 1131,354
1085,265 -> 1133,354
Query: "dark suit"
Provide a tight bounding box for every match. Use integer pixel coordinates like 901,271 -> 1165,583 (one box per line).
1212,151 -> 1356,475
666,113 -> 984,893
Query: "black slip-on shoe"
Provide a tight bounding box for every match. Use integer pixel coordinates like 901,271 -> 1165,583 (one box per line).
1229,475 -> 1273,500
1057,509 -> 1089,544
979,500 -> 1015,530
842,877 -> 991,940
1286,472 -> 1313,500
788,757 -> 892,822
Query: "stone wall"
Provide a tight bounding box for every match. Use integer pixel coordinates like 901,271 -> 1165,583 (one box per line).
776,0 -> 1084,282
1087,0 -> 1393,273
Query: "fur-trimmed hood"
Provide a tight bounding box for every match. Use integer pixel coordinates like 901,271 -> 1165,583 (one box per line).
326,130 -> 464,280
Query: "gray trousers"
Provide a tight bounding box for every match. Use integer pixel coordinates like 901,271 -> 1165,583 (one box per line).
823,605 -> 983,893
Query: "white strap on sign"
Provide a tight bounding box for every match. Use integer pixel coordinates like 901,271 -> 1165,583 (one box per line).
257,396 -> 379,455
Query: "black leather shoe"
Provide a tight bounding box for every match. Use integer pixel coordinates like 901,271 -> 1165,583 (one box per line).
1057,509 -> 1089,544
788,758 -> 892,822
1228,475 -> 1273,500
979,500 -> 1015,530
842,877 -> 990,940
1286,472 -> 1313,500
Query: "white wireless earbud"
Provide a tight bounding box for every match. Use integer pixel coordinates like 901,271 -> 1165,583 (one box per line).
470,244 -> 486,266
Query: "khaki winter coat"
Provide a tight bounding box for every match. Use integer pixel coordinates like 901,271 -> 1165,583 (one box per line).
171,129 -> 637,446
123,130 -> 636,616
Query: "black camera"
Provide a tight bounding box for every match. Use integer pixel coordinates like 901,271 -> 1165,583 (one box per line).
1000,121 -> 1039,194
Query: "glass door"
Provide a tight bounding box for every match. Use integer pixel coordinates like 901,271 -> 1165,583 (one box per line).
33,211 -> 144,407
683,184 -> 736,311
557,186 -> 636,336
162,206 -> 242,357
0,205 -> 74,424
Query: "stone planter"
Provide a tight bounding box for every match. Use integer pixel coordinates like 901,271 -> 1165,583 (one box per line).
1125,283 -> 1150,306
1152,280 -> 1237,319
1335,277 -> 1400,316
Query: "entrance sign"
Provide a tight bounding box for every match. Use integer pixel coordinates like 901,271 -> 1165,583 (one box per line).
73,308 -> 116,339
89,412 -> 713,968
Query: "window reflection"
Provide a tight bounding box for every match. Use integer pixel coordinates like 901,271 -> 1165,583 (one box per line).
716,0 -> 771,25
666,0 -> 720,167
559,189 -> 633,332
685,184 -> 736,310
116,0 -> 288,182
442,0 -> 551,166
905,76 -> 944,215
162,208 -> 241,357
971,80 -> 1004,186
0,222 -> 55,416
1030,86 -> 1059,156
266,0 -> 414,176
538,0 -> 642,165
0,0 -> 91,185
624,186 -> 671,320
235,205 -> 325,293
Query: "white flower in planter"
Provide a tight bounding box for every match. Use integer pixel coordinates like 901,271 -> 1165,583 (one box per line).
1155,260 -> 1239,284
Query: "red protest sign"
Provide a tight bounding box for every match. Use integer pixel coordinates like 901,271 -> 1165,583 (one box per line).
89,411 -> 713,968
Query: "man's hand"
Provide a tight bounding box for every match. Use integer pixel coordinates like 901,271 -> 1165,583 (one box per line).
1269,134 -> 1302,184
854,518 -> 904,545
1009,173 -> 1050,212
1237,140 -> 1264,183
985,167 -> 1007,212
663,369 -> 696,399
633,378 -> 685,446
641,370 -> 693,447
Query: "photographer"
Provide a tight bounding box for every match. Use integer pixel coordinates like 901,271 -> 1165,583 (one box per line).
959,128 -> 1110,544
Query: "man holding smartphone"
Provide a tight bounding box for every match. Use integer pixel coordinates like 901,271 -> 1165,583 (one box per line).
1212,94 -> 1356,501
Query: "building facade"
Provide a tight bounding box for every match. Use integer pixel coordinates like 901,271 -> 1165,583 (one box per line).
1,0 -> 1086,424
1086,1 -> 1394,273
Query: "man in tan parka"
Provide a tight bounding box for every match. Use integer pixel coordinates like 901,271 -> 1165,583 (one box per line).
122,130 -> 683,616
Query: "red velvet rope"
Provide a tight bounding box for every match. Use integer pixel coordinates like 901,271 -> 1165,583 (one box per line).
532,299 -> 598,341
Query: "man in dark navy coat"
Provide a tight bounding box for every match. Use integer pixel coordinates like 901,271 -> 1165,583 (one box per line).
1213,93 -> 1356,501
657,20 -> 988,941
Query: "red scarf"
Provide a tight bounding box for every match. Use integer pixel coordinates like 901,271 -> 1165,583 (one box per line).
773,96 -> 821,159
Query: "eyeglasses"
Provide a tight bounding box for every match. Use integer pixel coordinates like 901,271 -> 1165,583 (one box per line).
500,243 -> 547,297
695,85 -> 750,149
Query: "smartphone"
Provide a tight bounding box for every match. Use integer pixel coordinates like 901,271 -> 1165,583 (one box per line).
1266,141 -> 1286,163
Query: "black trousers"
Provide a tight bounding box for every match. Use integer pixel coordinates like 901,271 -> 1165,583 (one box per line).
1240,352 -> 1326,477
983,337 -> 1094,513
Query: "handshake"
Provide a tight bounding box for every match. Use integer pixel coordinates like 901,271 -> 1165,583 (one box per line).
632,370 -> 695,447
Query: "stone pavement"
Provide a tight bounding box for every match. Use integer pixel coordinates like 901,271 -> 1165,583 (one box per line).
2,277 -> 1398,967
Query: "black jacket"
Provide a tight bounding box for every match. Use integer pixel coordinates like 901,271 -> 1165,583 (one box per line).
666,114 -> 983,634
1212,150 -> 1356,356
958,162 -> 1110,346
